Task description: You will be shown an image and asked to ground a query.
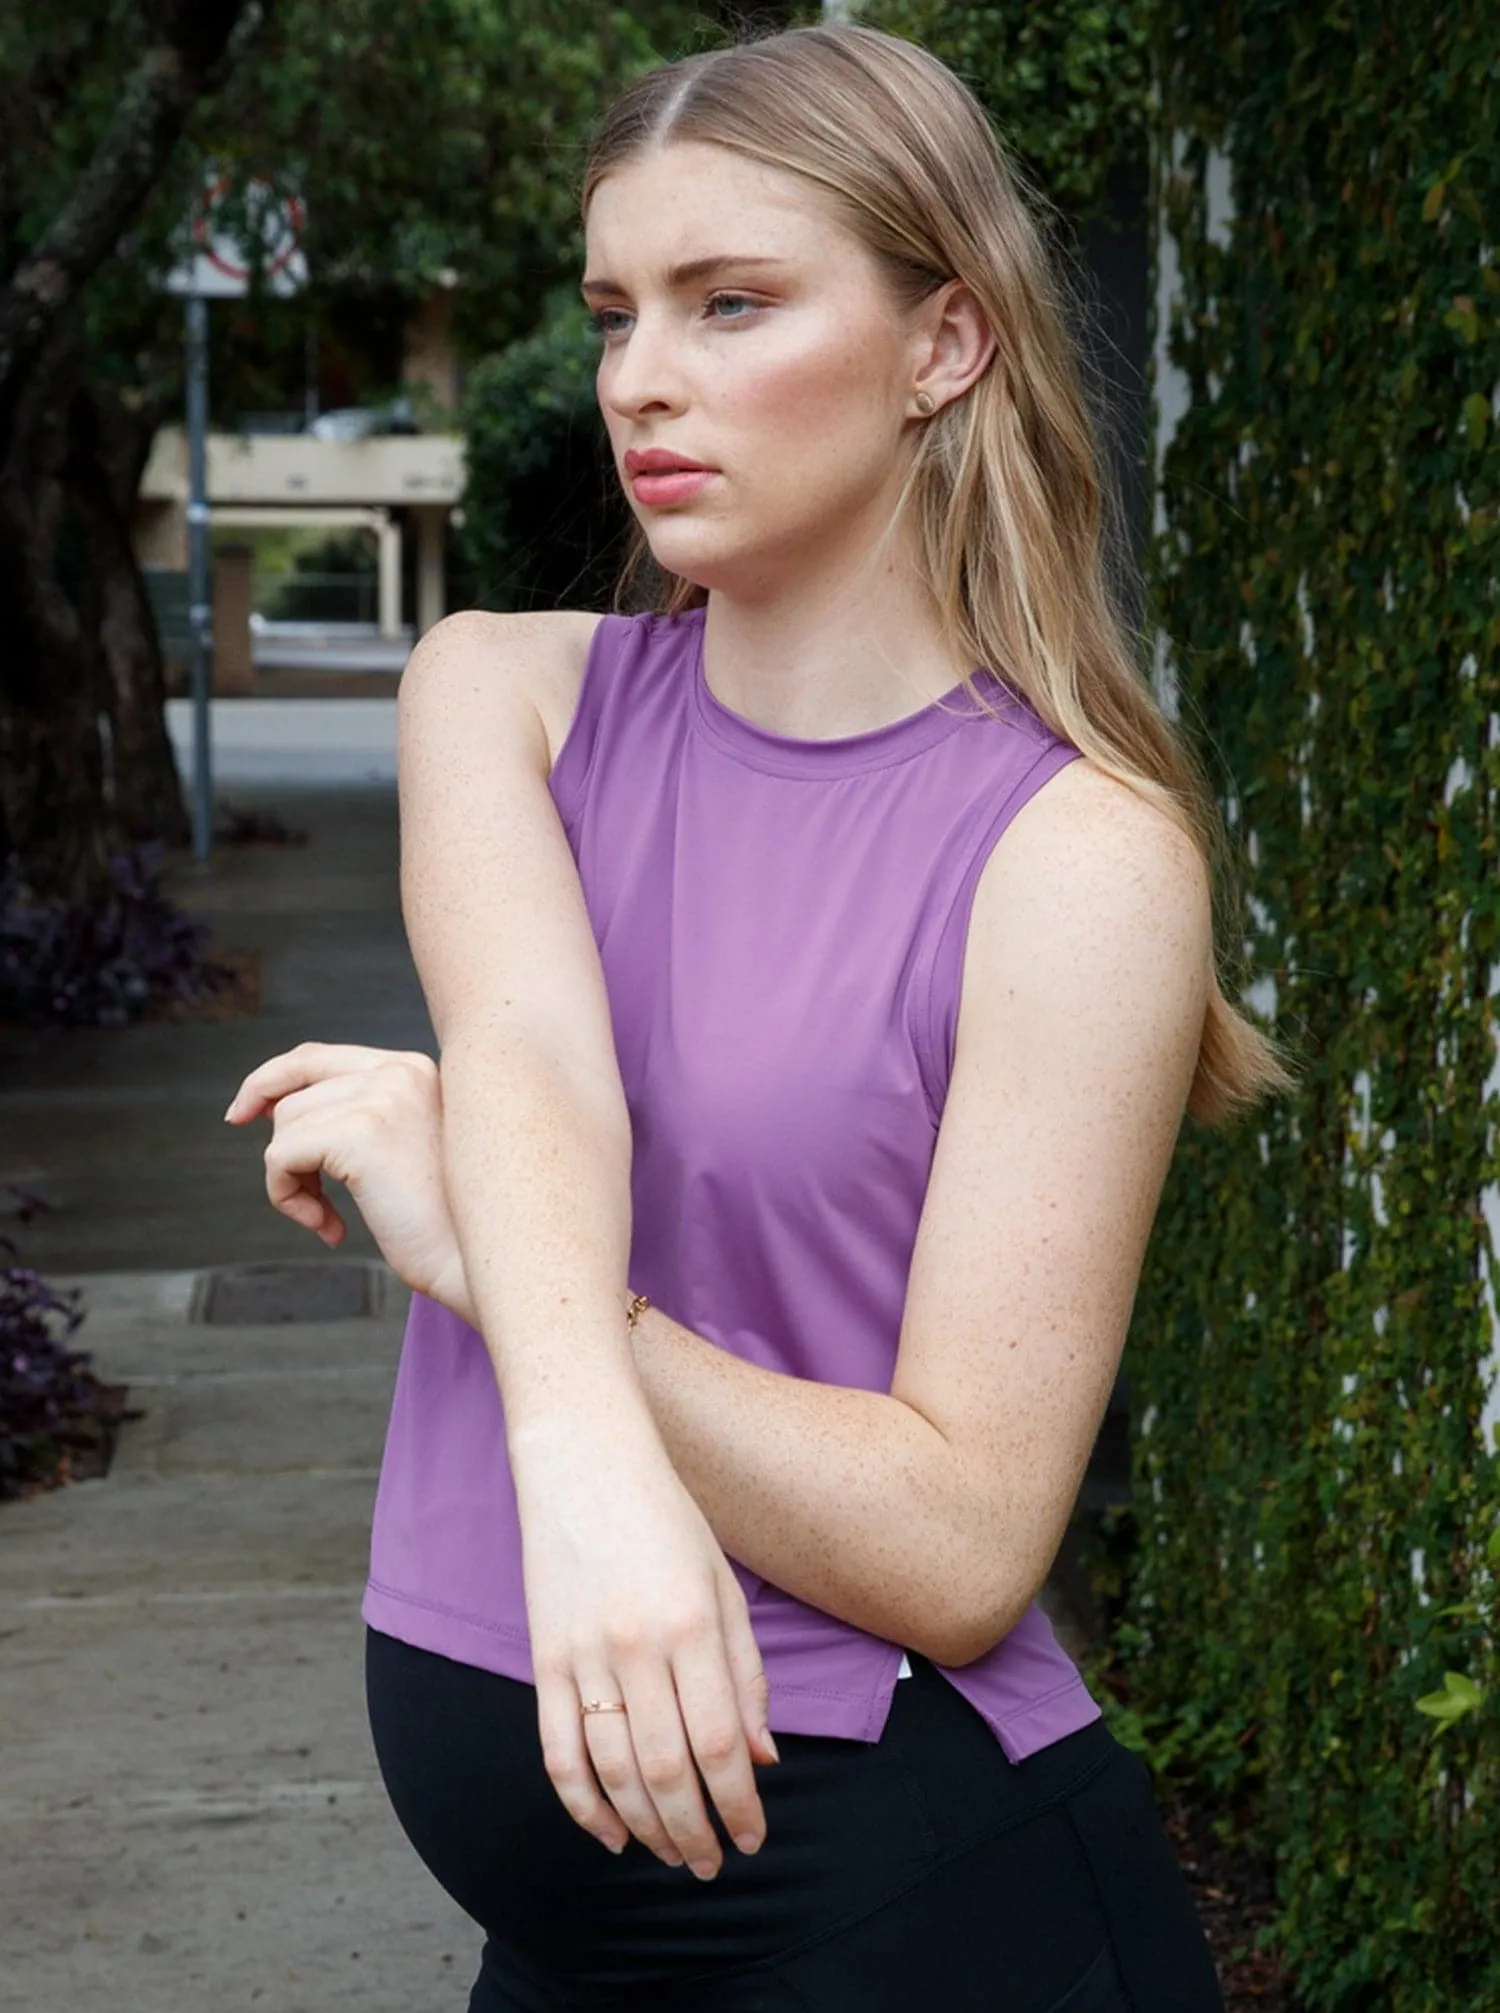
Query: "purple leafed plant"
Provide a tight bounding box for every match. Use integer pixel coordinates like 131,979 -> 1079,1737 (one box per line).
0,845 -> 227,1028
0,1261 -> 129,1500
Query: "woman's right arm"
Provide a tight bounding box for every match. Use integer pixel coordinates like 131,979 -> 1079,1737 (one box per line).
400,612 -> 639,1458
398,612 -> 773,1879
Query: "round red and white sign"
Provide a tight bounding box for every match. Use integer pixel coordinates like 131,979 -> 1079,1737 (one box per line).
191,175 -> 305,283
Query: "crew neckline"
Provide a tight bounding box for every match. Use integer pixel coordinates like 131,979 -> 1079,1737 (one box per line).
685,607 -> 1011,778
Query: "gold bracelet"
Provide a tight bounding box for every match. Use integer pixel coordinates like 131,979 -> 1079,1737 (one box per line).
625,1291 -> 650,1332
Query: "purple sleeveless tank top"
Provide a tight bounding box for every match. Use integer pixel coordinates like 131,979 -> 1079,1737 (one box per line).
364,606 -> 1100,1762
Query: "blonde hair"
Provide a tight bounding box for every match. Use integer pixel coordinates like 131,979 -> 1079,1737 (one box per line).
582,22 -> 1293,1125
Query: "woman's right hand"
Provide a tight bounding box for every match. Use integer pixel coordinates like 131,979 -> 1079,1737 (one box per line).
223,1042 -> 474,1320
515,1422 -> 777,1879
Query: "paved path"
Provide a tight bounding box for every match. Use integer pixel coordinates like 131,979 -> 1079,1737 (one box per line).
0,785 -> 423,1274
2,783 -> 478,2003
1,1271 -> 475,2007
165,698 -> 398,786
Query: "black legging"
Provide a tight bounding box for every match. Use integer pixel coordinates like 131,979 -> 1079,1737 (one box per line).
366,1628 -> 1224,2012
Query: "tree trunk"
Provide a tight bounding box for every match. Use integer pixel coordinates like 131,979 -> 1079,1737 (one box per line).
0,0 -> 260,892
64,381 -> 189,849
0,322 -> 111,900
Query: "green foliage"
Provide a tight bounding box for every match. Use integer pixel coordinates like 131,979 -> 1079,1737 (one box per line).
447,6 -> 749,614
1123,5 -> 1500,2007
1,3 -> 720,421
861,0 -> 1151,210
214,0 -> 719,356
459,291 -> 627,612
1415,1667 -> 1486,1733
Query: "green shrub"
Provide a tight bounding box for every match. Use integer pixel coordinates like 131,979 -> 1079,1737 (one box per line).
458,292 -> 629,614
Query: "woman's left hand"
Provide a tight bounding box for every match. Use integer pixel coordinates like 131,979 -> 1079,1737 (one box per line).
225,1043 -> 474,1318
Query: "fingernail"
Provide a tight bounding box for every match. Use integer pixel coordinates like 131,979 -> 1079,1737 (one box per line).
606,1838 -> 625,1856
734,1831 -> 762,1856
762,1730 -> 780,1763
222,1102 -> 237,1121
689,1859 -> 719,1882
659,1849 -> 684,1869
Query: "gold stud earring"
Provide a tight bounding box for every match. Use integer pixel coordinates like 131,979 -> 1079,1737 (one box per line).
914,390 -> 936,417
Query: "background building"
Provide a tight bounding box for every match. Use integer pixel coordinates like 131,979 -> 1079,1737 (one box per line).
135,287 -> 465,689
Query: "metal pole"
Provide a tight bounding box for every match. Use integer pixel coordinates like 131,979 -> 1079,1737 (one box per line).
185,293 -> 214,864
304,319 -> 319,429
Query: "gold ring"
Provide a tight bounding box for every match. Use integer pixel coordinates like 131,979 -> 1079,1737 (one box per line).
581,1699 -> 628,1715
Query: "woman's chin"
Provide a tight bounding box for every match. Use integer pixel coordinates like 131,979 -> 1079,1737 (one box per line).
644,528 -> 792,601
642,531 -> 733,594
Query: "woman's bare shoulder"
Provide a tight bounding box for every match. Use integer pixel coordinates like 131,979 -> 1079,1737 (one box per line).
964,752 -> 1213,1029
1001,754 -> 1210,909
399,609 -> 605,774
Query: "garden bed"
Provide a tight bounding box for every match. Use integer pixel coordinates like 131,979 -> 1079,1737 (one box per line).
0,1266 -> 139,1502
1164,1790 -> 1300,2010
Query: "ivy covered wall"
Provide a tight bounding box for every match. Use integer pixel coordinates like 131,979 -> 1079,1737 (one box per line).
871,4 -> 1499,2005
1128,6 -> 1500,2007
865,0 -> 1150,208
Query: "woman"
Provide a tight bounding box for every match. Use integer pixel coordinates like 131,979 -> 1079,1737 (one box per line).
227,24 -> 1286,2010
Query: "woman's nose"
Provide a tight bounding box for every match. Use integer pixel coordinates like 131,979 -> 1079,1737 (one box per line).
601,313 -> 686,418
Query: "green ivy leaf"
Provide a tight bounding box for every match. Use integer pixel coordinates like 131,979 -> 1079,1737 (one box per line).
1415,1670 -> 1485,1725
1443,299 -> 1480,344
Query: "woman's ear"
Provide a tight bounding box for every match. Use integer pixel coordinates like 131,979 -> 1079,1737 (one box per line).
910,279 -> 997,415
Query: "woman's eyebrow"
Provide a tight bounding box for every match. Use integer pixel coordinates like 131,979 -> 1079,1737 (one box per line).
580,254 -> 788,300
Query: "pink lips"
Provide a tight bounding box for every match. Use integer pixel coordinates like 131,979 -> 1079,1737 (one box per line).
625,449 -> 716,508
631,468 -> 714,506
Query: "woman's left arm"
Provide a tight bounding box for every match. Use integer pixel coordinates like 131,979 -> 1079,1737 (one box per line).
627,762 -> 1212,1668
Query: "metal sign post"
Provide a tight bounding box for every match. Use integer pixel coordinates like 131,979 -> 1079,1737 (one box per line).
163,172 -> 308,865
184,293 -> 213,863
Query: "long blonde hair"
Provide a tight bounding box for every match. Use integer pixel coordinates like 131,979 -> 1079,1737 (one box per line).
582,22 -> 1292,1124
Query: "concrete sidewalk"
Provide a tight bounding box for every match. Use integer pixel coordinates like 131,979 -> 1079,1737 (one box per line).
0,785 -> 424,1274
165,698 -> 398,786
1,784 -> 476,2004
0,1272 -> 474,2007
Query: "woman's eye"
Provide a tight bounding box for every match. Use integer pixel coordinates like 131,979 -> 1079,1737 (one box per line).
585,294 -> 760,342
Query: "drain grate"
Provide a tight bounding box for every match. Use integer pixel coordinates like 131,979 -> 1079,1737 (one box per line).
196,1262 -> 380,1325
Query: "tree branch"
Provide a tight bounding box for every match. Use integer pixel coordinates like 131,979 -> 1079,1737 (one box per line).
0,1 -> 266,393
